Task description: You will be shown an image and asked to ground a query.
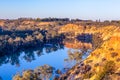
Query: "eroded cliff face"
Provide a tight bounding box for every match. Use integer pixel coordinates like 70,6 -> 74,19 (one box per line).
59,24 -> 120,40
84,35 -> 120,80
58,24 -> 120,80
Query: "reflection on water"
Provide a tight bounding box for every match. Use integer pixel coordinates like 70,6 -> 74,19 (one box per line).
0,34 -> 93,80
0,76 -> 2,80
0,42 -> 64,67
63,36 -> 92,70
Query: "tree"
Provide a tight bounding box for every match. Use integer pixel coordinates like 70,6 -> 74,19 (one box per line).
36,18 -> 41,22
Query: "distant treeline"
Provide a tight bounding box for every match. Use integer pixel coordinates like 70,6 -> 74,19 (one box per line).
1,18 -> 120,27
1,17 -> 120,22
9,17 -> 70,22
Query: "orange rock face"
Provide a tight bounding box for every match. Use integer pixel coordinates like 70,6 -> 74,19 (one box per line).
109,36 -> 120,50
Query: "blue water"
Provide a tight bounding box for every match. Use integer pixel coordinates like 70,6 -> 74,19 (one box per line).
0,47 -> 70,80
0,47 -> 92,80
0,42 -> 92,80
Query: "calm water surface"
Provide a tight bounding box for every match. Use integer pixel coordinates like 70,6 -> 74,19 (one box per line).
0,35 -> 92,80
0,47 -> 68,80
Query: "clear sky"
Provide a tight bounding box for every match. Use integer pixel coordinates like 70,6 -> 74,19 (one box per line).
0,0 -> 120,20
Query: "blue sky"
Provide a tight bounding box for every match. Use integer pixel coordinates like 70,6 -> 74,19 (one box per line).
0,0 -> 120,20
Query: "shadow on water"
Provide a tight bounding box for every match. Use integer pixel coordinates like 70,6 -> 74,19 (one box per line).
76,33 -> 92,43
0,33 -> 93,80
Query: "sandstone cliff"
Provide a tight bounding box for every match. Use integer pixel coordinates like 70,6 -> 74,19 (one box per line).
59,24 -> 120,80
